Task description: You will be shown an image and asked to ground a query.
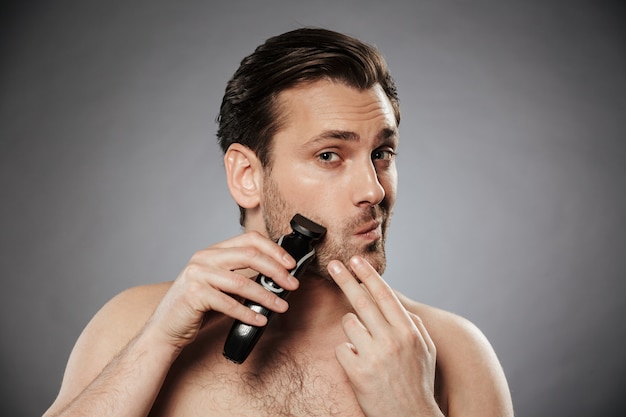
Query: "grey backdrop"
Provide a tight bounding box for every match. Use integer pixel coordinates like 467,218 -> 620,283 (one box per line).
1,1 -> 624,416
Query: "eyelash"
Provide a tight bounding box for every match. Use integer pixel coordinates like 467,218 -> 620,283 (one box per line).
316,149 -> 396,164
372,149 -> 396,161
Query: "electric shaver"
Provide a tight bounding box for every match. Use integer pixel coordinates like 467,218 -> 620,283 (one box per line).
223,214 -> 326,364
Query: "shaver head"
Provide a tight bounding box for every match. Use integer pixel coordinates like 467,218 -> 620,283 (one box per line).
290,214 -> 326,240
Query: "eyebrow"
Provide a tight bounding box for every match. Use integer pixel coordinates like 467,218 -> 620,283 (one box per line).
307,127 -> 399,145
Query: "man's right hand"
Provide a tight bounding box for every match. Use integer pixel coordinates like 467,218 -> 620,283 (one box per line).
43,231 -> 296,417
147,231 -> 298,350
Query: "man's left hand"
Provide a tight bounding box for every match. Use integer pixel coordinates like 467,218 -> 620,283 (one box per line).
328,256 -> 445,417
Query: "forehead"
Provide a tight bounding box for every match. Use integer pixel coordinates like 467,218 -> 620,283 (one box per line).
274,80 -> 397,141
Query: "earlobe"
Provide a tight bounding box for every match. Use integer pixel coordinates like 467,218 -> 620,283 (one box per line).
224,143 -> 262,209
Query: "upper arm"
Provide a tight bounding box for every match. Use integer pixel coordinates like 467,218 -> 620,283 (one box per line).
398,293 -> 514,417
438,315 -> 514,416
45,283 -> 169,414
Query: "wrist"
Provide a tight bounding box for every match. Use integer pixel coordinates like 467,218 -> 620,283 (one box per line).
133,319 -> 186,364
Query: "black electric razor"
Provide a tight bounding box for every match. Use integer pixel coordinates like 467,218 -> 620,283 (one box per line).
223,214 -> 326,364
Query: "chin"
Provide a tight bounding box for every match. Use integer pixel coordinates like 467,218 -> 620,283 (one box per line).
359,246 -> 388,276
309,240 -> 387,282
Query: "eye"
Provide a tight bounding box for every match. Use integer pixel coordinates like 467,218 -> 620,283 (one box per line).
372,149 -> 396,161
317,151 -> 340,163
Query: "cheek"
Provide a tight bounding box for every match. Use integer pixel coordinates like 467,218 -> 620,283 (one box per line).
298,185 -> 341,217
378,167 -> 398,204
277,164 -> 338,206
287,181 -> 346,232
386,179 -> 398,205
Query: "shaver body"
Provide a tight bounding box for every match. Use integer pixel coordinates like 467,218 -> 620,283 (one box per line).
223,214 -> 326,364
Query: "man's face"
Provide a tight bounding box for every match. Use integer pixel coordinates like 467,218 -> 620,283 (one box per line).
261,80 -> 398,279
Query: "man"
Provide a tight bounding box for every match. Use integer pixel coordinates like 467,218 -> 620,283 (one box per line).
44,28 -> 514,416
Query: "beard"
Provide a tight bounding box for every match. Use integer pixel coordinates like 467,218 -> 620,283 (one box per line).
261,173 -> 391,280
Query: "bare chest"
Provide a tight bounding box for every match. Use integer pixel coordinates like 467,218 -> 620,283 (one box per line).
150,339 -> 364,417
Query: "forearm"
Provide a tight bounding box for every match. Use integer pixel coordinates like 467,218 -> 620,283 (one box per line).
45,233 -> 297,417
46,325 -> 180,417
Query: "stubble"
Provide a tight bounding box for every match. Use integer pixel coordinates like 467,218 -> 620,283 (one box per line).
261,173 -> 390,280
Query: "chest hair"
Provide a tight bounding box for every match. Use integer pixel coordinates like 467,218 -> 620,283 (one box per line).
202,349 -> 362,417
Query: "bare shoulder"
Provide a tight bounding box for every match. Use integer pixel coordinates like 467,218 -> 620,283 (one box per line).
78,282 -> 172,355
396,291 -> 489,353
396,291 -> 514,417
83,281 -> 173,349
53,282 -> 173,405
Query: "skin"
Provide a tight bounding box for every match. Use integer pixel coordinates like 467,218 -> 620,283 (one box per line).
43,80 -> 514,417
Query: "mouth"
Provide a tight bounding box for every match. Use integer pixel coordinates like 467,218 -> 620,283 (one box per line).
354,220 -> 382,241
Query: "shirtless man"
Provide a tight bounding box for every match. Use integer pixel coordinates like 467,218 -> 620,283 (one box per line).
44,28 -> 514,417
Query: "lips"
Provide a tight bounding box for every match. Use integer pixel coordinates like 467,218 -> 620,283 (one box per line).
354,220 -> 382,240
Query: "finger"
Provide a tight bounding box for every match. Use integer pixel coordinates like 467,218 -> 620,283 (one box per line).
209,269 -> 290,313
193,245 -> 299,292
335,341 -> 359,370
175,262 -> 292,326
212,231 -> 296,269
189,283 -> 270,326
341,312 -> 372,352
162,275 -> 270,332
410,313 -> 436,355
328,260 -> 388,332
348,256 -> 413,326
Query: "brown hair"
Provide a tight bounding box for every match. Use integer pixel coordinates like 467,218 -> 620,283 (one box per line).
216,28 -> 400,225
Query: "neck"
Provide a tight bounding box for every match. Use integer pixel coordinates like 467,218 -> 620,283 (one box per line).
270,273 -> 351,333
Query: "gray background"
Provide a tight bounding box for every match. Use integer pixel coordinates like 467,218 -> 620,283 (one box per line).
1,0 -> 624,416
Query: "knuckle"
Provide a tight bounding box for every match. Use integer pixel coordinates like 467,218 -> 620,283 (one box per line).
212,297 -> 242,321
381,335 -> 402,355
342,313 -> 360,329
429,340 -> 437,356
189,248 -> 210,263
410,312 -> 423,324
403,327 -> 422,346
180,262 -> 202,280
247,230 -> 263,238
353,294 -> 374,310
260,286 -> 275,301
373,287 -> 393,302
229,273 -> 250,291
358,357 -> 381,379
184,278 -> 203,295
243,246 -> 262,259
221,293 -> 243,314
245,230 -> 265,244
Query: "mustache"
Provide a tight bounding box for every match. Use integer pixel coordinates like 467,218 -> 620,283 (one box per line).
343,205 -> 389,232
310,204 -> 391,279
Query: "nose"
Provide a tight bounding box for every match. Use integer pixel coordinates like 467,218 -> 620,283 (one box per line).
352,159 -> 385,207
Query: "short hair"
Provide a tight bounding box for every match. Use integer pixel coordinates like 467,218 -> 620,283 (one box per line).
216,27 -> 400,225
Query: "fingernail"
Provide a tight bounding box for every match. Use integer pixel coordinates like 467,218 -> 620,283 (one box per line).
275,297 -> 288,310
328,261 -> 343,275
283,253 -> 295,266
255,313 -> 268,325
285,271 -> 298,286
350,256 -> 362,268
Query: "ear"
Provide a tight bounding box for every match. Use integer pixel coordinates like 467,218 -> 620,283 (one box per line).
224,143 -> 263,210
